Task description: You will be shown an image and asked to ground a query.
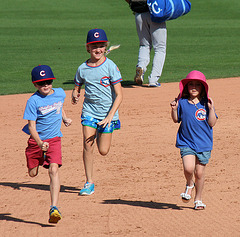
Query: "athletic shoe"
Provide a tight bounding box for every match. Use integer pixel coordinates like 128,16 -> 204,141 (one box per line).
79,182 -> 95,196
148,82 -> 161,87
134,67 -> 144,85
49,206 -> 62,224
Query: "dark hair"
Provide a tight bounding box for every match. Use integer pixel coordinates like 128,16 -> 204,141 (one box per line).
182,82 -> 207,99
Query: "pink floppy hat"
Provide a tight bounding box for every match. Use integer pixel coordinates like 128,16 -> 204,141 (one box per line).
179,70 -> 209,98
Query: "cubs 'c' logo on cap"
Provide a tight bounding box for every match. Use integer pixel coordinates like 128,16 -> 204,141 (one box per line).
94,32 -> 100,38
100,76 -> 110,87
195,108 -> 206,121
40,70 -> 46,77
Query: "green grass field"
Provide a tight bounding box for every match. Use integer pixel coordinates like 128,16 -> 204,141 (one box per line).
0,0 -> 239,95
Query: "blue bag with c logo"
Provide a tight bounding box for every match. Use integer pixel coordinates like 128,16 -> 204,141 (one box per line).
147,0 -> 191,23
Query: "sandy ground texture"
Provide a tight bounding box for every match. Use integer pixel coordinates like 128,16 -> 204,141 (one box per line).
0,77 -> 239,237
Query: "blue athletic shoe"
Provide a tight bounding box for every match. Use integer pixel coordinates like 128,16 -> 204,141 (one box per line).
49,206 -> 62,224
148,82 -> 161,87
79,182 -> 95,196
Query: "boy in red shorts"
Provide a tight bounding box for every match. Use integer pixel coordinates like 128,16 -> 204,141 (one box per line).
22,65 -> 72,223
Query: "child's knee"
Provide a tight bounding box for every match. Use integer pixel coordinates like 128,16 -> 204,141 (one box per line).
195,170 -> 204,180
98,147 -> 110,156
184,166 -> 195,175
29,172 -> 37,177
28,167 -> 39,177
84,139 -> 95,151
49,164 -> 59,176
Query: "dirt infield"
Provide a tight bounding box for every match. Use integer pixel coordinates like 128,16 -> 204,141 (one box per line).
0,77 -> 239,236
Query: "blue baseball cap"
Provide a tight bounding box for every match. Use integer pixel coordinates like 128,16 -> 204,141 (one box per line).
86,29 -> 108,45
31,65 -> 56,83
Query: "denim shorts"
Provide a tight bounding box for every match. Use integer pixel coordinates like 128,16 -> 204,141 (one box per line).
180,147 -> 211,165
81,115 -> 121,134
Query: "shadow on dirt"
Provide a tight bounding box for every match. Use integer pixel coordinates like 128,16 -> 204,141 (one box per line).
102,199 -> 185,210
0,182 -> 79,194
0,213 -> 54,227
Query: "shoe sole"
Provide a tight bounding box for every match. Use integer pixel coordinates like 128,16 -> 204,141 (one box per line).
194,206 -> 206,210
148,84 -> 161,87
182,197 -> 191,203
134,67 -> 143,85
49,212 -> 62,224
79,191 -> 94,196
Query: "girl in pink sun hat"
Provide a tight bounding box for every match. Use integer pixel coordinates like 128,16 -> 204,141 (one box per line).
179,70 -> 209,99
170,70 -> 218,210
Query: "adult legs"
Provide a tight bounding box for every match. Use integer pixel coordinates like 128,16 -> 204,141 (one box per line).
135,12 -> 167,84
135,12 -> 152,73
148,21 -> 167,84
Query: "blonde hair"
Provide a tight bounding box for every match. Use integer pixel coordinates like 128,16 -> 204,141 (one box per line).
86,42 -> 109,53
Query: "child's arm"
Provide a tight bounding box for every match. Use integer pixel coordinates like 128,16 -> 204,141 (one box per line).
62,108 -> 72,127
28,120 -> 49,151
71,84 -> 81,105
207,98 -> 217,127
97,82 -> 123,128
170,99 -> 178,123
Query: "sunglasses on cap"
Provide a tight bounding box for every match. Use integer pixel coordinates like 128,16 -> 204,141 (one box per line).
36,80 -> 53,86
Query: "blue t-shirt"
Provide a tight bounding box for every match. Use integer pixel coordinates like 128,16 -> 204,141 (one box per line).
74,57 -> 122,120
176,98 -> 216,152
22,88 -> 66,140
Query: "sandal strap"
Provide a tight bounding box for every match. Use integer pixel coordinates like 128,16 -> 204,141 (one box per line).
186,183 -> 195,189
181,193 -> 191,199
181,183 -> 195,200
194,200 -> 206,209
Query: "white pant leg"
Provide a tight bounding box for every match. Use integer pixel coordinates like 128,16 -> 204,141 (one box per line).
135,12 -> 152,73
149,20 -> 167,84
135,12 -> 167,84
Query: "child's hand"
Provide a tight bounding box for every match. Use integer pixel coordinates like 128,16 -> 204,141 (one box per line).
72,90 -> 80,105
63,117 -> 72,127
170,99 -> 178,110
97,116 -> 112,128
41,142 -> 49,151
208,97 -> 214,110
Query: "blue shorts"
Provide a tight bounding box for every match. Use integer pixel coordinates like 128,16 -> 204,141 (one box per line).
81,115 -> 121,134
180,147 -> 211,165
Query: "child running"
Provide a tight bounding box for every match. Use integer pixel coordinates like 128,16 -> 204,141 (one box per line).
71,29 -> 123,196
22,65 -> 72,223
170,70 -> 217,210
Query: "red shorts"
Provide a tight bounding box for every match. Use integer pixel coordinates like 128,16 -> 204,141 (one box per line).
25,137 -> 62,169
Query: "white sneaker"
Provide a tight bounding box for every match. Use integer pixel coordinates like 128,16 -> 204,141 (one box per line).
148,82 -> 161,87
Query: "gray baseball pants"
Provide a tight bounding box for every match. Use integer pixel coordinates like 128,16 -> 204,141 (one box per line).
135,11 -> 167,84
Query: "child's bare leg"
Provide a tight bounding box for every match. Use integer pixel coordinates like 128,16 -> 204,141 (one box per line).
49,163 -> 60,207
28,166 -> 39,177
182,155 -> 195,195
97,132 -> 112,156
82,126 -> 96,183
194,160 -> 206,201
